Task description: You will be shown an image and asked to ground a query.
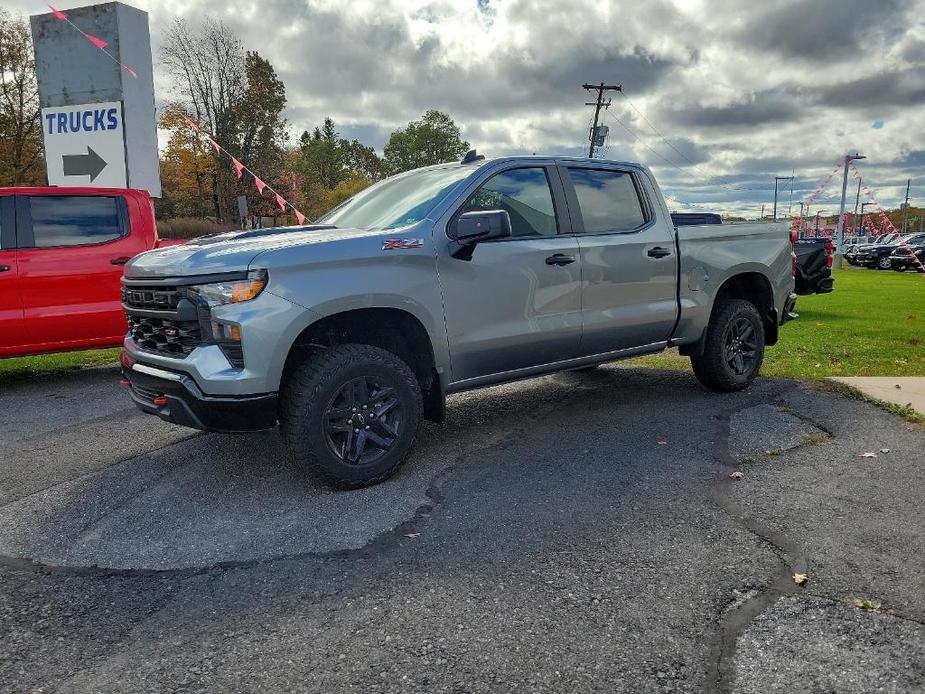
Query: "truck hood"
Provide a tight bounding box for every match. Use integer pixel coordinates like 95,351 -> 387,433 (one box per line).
125,225 -> 384,278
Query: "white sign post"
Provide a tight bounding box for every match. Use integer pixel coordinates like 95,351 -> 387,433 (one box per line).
41,100 -> 128,188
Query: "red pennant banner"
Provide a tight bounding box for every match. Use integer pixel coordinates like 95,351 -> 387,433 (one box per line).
48,4 -> 136,78
84,33 -> 108,49
179,114 -> 305,227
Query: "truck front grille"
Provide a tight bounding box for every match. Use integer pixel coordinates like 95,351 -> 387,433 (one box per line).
127,314 -> 202,357
122,286 -> 180,311
123,285 -> 203,358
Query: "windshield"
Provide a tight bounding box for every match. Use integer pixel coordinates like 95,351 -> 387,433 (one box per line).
318,166 -> 475,230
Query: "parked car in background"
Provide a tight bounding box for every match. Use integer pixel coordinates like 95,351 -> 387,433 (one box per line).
121,154 -> 797,487
853,233 -> 925,269
889,242 -> 925,272
0,187 -> 182,358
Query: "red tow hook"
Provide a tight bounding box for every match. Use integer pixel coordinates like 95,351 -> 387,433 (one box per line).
152,395 -> 169,407
119,378 -> 131,386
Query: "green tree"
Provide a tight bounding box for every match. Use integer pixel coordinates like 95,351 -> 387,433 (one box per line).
161,21 -> 290,222
383,110 -> 469,174
231,51 -> 289,218
294,118 -> 384,219
0,10 -> 44,186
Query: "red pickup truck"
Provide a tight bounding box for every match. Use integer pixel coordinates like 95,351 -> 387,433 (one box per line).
0,187 -> 181,358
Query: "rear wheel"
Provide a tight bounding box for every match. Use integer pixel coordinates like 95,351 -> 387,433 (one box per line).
280,344 -> 422,488
691,299 -> 765,392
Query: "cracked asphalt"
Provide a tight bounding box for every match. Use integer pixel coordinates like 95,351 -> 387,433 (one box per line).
1,363 -> 923,693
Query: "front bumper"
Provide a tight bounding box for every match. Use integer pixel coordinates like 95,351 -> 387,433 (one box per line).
122,357 -> 278,432
890,255 -> 923,271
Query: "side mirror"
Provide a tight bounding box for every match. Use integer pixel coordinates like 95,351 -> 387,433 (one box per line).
454,210 -> 512,242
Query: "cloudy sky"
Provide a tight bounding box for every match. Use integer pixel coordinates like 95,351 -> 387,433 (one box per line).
17,0 -> 925,216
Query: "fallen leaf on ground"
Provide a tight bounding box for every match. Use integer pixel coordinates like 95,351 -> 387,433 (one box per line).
879,448 -> 891,454
793,573 -> 807,585
859,452 -> 877,458
729,470 -> 744,480
404,532 -> 420,539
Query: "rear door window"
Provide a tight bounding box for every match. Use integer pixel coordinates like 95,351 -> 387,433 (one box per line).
567,168 -> 648,233
28,196 -> 123,247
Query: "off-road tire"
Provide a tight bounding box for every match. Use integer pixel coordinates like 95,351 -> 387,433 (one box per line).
690,299 -> 765,392
280,344 -> 423,488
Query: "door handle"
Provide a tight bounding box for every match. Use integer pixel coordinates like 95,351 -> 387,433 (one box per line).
0,265 -> 10,272
647,247 -> 672,259
110,256 -> 131,265
545,253 -> 576,266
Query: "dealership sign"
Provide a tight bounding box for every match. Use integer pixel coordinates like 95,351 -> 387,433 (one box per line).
42,100 -> 128,188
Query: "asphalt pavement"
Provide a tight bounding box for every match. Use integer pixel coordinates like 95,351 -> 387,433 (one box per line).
0,363 -> 923,693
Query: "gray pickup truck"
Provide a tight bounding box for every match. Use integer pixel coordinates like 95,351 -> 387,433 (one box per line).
121,154 -> 797,487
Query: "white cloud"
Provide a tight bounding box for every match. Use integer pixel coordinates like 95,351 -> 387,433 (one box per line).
11,0 -> 925,214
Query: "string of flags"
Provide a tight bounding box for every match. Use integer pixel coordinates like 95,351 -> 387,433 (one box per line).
849,160 -> 925,274
47,4 -> 137,77
181,115 -> 307,225
790,158 -> 844,236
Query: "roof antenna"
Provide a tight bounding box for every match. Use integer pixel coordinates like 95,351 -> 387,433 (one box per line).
461,149 -> 484,164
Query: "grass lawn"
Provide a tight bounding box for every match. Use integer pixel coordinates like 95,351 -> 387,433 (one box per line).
0,348 -> 120,385
629,266 -> 925,379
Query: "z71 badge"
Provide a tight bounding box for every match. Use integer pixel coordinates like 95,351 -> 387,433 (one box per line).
382,238 -> 424,250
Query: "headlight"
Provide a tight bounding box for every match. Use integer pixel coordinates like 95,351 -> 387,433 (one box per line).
188,269 -> 267,308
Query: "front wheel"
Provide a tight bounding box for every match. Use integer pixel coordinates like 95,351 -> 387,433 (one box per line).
280,344 -> 423,488
877,256 -> 892,270
691,299 -> 765,392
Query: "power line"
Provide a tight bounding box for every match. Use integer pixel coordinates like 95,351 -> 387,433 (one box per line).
601,108 -> 769,194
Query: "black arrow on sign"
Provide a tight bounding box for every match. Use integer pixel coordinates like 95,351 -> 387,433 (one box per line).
62,147 -> 107,182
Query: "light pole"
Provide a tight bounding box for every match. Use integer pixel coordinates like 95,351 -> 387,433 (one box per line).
773,175 -> 794,221
860,202 -> 874,238
835,152 -> 866,263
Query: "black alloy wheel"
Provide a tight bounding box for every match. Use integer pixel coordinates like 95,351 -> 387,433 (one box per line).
722,317 -> 759,376
690,298 -> 765,392
323,376 -> 404,466
280,344 -> 423,488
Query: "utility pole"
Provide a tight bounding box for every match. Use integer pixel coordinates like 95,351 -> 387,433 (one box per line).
852,178 -> 861,234
583,82 -> 622,158
860,202 -> 874,238
761,204 -> 765,220
773,175 -> 794,221
901,179 -> 911,233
